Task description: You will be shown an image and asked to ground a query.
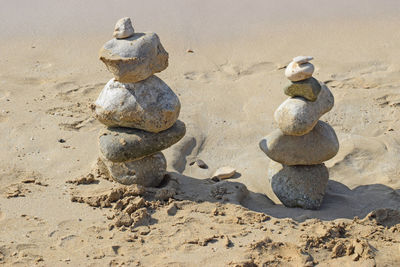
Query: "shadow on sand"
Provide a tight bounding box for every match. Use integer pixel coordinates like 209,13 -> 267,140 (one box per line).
168,172 -> 400,222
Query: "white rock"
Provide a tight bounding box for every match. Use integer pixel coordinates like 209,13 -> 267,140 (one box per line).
94,76 -> 180,133
285,61 -> 314,82
113,17 -> 134,39
213,167 -> 236,180
293,56 -> 313,64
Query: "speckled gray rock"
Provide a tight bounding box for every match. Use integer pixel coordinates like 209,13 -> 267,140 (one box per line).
101,152 -> 166,187
113,17 -> 134,39
259,120 -> 339,165
274,84 -> 334,136
267,161 -> 329,209
99,32 -> 168,83
284,77 -> 321,102
285,61 -> 314,82
94,76 -> 180,132
99,120 -> 186,162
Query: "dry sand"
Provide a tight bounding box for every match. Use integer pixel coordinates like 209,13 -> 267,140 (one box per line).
1,0 -> 400,266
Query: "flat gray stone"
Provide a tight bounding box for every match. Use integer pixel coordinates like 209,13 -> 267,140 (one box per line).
268,161 -> 329,210
113,17 -> 134,39
99,120 -> 186,162
101,152 -> 166,187
274,83 -> 334,136
284,77 -> 321,102
285,61 -> 314,82
100,32 -> 168,83
259,121 -> 339,165
94,76 -> 180,132
292,56 -> 313,64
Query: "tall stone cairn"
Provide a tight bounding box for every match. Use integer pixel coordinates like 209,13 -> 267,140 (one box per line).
92,17 -> 186,187
259,56 -> 339,209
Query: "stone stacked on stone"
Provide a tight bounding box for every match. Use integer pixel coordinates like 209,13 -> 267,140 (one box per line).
259,56 -> 339,210
92,18 -> 186,187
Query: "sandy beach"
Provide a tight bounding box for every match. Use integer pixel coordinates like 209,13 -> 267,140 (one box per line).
1,0 -> 400,266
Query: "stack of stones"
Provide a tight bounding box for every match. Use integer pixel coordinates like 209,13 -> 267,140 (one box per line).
259,56 -> 339,210
92,17 -> 186,187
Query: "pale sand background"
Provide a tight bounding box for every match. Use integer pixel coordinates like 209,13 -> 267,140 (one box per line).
1,0 -> 400,266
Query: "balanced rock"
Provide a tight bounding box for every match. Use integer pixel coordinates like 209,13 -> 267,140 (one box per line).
293,56 -> 313,64
99,32 -> 168,83
259,120 -> 339,165
113,17 -> 134,39
101,152 -> 166,187
284,77 -> 321,102
285,61 -> 314,82
99,120 -> 186,162
274,83 -> 334,136
94,76 -> 180,132
267,161 -> 329,209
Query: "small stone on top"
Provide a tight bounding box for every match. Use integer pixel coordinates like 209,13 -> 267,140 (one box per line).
113,17 -> 135,39
293,56 -> 313,64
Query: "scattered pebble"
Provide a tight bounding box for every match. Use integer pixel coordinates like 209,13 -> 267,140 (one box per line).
166,202 -> 177,216
196,159 -> 208,169
212,167 -> 236,180
58,139 -> 66,143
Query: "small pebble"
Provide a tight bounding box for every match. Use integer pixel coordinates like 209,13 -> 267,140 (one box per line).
212,166 -> 236,180
196,159 -> 208,169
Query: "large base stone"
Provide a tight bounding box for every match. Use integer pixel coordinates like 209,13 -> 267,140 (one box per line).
101,152 -> 167,187
99,120 -> 186,163
267,161 -> 329,210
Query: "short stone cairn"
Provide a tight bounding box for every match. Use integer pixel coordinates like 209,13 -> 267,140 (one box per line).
92,17 -> 186,187
259,56 -> 339,209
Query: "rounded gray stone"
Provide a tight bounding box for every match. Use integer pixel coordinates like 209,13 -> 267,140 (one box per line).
274,83 -> 334,136
99,32 -> 168,83
101,152 -> 166,187
268,161 -> 329,210
259,120 -> 339,165
99,120 -> 186,163
94,76 -> 181,132
284,77 -> 321,102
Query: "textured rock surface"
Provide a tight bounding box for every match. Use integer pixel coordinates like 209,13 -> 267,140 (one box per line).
284,77 -> 321,102
259,121 -> 339,165
94,76 -> 180,132
101,152 -> 166,187
274,84 -> 334,136
285,61 -> 314,82
268,161 -> 329,209
113,17 -> 134,39
99,120 -> 186,162
99,32 -> 168,83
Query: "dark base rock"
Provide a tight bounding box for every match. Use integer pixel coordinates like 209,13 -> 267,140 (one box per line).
101,152 -> 167,187
99,120 -> 186,162
267,161 -> 329,210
